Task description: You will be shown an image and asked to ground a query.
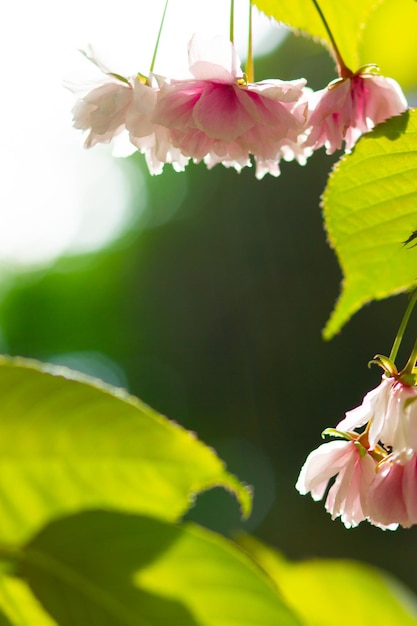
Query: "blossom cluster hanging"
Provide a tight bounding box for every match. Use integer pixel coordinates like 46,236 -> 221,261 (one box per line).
296,354 -> 417,530
68,0 -> 414,532
68,30 -> 407,179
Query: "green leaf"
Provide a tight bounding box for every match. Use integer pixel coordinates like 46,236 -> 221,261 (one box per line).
358,0 -> 417,93
238,535 -> 417,626
0,575 -> 56,626
0,356 -> 251,544
253,0 -> 380,71
19,511 -> 300,626
322,110 -> 417,339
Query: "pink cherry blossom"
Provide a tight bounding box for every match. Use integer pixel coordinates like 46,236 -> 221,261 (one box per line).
154,34 -> 310,178
69,52 -> 187,174
337,376 -> 417,461
366,454 -> 417,528
126,76 -> 189,175
296,439 -> 377,528
303,71 -> 408,154
72,77 -> 134,148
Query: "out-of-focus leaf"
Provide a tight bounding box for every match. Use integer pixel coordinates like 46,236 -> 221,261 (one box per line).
358,0 -> 417,93
0,574 -> 56,626
238,534 -> 417,626
322,109 -> 417,339
253,0 -> 380,71
20,511 -> 300,626
0,356 -> 251,544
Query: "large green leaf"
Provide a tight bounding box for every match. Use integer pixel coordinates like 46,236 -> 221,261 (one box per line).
15,511 -> 300,626
0,356 -> 250,544
253,0 -> 381,71
358,0 -> 417,92
238,535 -> 417,626
322,109 -> 417,338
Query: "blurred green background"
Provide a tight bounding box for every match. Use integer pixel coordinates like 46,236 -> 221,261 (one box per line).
2,29 -> 417,593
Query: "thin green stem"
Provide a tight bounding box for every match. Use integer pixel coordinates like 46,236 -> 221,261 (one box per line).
401,335 -> 417,377
310,0 -> 352,77
389,289 -> 417,364
246,0 -> 254,82
149,0 -> 169,74
246,0 -> 255,83
230,0 -> 235,44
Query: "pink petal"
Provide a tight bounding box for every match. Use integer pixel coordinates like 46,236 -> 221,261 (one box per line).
154,81 -> 206,129
367,461 -> 409,527
295,440 -> 353,500
192,84 -> 255,140
362,75 -> 407,127
188,34 -> 242,82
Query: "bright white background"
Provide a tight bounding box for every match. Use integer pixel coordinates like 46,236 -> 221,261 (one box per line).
0,1 -> 285,266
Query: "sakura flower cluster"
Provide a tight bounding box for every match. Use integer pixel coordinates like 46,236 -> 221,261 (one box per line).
296,375 -> 417,529
69,34 -> 407,179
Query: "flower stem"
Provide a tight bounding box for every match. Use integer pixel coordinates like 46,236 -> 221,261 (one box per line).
149,0 -> 169,74
246,0 -> 254,82
230,0 -> 235,44
310,0 -> 352,78
389,289 -> 417,364
401,335 -> 417,378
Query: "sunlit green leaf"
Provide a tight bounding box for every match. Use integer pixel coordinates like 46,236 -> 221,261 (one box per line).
238,535 -> 417,626
0,356 -> 251,544
358,0 -> 417,93
19,511 -> 300,626
322,109 -> 417,338
253,0 -> 380,71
